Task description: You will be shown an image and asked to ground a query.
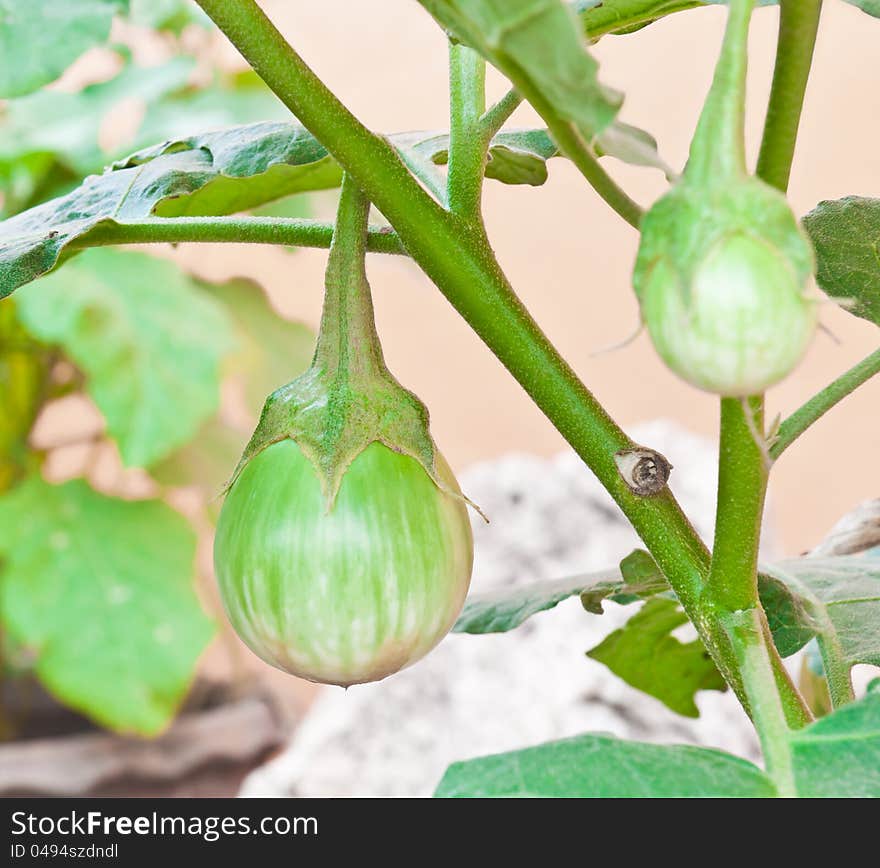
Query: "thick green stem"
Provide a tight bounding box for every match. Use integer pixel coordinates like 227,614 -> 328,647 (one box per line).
76,216 -> 406,255
705,399 -> 811,728
771,346 -> 880,460
721,608 -> 797,796
708,397 -> 767,612
448,43 -> 487,219
756,0 -> 823,192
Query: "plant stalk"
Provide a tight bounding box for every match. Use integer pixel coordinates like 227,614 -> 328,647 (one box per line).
771,346 -> 880,459
756,0 -> 823,192
77,216 -> 406,255
448,43 -> 487,220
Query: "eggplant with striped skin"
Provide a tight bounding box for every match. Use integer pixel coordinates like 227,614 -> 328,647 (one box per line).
213,178 -> 474,685
633,0 -> 816,397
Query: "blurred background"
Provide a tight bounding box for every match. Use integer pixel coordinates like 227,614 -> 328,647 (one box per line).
1,0 -> 878,796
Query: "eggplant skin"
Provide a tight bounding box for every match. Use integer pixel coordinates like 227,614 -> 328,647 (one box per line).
214,439 -> 473,686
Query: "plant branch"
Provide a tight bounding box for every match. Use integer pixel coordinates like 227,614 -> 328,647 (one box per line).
771,346 -> 880,459
448,43 -> 487,219
480,87 -> 523,140
721,608 -> 797,796
76,216 -> 406,254
756,0 -> 823,192
194,0 -> 813,723
708,397 -> 767,612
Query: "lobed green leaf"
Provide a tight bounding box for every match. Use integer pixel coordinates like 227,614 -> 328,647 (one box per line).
15,249 -> 235,467
586,597 -> 726,717
0,475 -> 215,735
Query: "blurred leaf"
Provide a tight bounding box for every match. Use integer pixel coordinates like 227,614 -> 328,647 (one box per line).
0,0 -> 126,98
196,276 -> 314,418
841,1 -> 880,17
454,549 -> 668,634
757,569 -> 817,657
0,60 -> 290,216
418,0 -> 620,137
0,475 -> 214,735
790,681 -> 880,797
16,249 -> 235,467
149,414 -> 244,500
435,732 -> 775,797
762,555 -> 880,671
802,197 -> 880,328
151,276 -> 314,497
586,597 -> 726,717
128,0 -> 210,32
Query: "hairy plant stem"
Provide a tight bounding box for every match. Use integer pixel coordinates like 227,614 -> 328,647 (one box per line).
756,0 -> 823,192
480,88 -> 523,140
194,0 -> 810,722
704,0 -> 824,759
771,346 -> 880,459
76,217 -> 405,254
448,44 -> 487,220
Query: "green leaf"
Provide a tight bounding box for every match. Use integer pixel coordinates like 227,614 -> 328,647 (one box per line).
0,120 -> 585,297
149,414 -> 244,500
15,249 -> 235,467
418,0 -> 620,136
790,682 -> 880,797
196,276 -> 315,418
151,276 -> 315,498
435,732 -> 775,797
453,548 -> 667,634
762,555 -> 880,670
128,0 -> 209,32
586,598 -> 726,717
841,1 -> 880,18
802,197 -> 880,328
0,0 -> 126,98
0,475 -> 214,735
577,2 -> 778,40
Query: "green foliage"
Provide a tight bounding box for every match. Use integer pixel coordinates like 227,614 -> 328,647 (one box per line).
0,475 -> 214,735
454,549 -> 667,633
802,197 -> 880,328
435,684 -> 880,797
790,681 -> 880,797
196,277 -> 315,419
0,58 -> 289,216
435,732 -> 777,797
586,598 -> 726,717
151,277 -> 315,498
418,0 -> 620,136
16,249 -> 235,467
842,1 -> 880,17
0,0 -> 126,98
762,556 -> 880,673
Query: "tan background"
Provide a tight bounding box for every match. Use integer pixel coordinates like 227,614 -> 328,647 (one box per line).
180,0 -> 879,557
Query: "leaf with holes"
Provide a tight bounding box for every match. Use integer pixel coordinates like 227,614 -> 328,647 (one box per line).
0,475 -> 214,735
15,248 -> 235,467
